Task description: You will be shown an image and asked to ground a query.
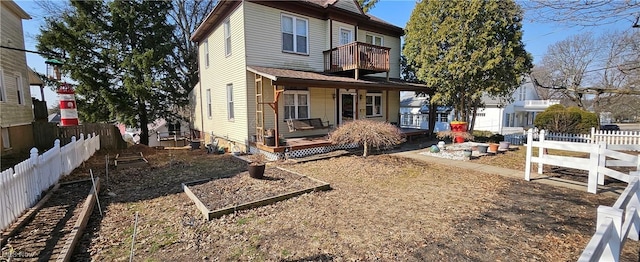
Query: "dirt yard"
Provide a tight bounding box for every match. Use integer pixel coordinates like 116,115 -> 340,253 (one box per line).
4,143 -> 639,261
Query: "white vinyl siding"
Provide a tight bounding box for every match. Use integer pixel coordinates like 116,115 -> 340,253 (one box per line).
0,70 -> 5,102
224,20 -> 231,56
206,89 -> 212,118
281,14 -> 308,54
14,74 -> 24,105
365,93 -> 382,117
357,29 -> 400,78
204,40 -> 209,68
283,91 -> 309,120
227,84 -> 234,120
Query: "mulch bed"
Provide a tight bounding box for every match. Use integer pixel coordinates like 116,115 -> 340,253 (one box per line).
187,167 -> 327,211
1,181 -> 91,261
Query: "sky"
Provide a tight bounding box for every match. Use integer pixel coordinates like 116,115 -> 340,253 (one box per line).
14,0 -> 634,108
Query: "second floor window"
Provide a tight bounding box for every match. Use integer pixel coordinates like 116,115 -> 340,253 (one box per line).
227,84 -> 234,120
204,40 -> 209,68
224,19 -> 231,56
284,91 -> 309,119
365,94 -> 382,117
0,70 -> 5,102
15,75 -> 24,105
366,34 -> 383,46
282,14 -> 308,54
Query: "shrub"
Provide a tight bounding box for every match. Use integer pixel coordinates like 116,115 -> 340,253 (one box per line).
568,107 -> 598,133
534,105 -> 582,133
329,120 -> 405,157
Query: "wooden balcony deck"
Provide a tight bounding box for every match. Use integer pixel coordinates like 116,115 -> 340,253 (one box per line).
323,42 -> 390,77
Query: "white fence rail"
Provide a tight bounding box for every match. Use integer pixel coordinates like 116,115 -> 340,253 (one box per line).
579,172 -> 640,261
0,133 -> 100,231
525,129 -> 640,194
544,127 -> 640,146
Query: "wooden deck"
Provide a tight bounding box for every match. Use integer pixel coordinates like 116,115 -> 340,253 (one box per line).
255,128 -> 430,153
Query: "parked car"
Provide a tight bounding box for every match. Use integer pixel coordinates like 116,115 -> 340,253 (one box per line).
600,124 -> 620,131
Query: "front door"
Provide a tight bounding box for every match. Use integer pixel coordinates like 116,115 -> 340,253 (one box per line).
339,92 -> 356,125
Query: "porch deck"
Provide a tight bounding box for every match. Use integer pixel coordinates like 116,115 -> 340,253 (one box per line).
255,128 -> 430,153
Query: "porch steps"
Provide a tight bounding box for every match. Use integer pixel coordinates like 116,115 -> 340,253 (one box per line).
285,150 -> 351,164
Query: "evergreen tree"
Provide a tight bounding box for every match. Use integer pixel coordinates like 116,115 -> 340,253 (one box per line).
37,0 -> 179,145
403,0 -> 532,129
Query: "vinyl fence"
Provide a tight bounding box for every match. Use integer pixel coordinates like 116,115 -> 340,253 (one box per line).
579,172 -> 640,261
525,129 -> 640,194
0,133 -> 100,231
545,127 -> 640,145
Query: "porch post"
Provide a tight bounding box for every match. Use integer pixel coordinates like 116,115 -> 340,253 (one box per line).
355,89 -> 359,120
385,90 -> 389,122
273,84 -> 280,147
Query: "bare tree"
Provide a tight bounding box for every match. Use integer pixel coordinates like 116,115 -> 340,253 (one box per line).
522,0 -> 640,27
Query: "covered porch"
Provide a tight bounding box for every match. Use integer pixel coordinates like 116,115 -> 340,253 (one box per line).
247,66 -> 431,159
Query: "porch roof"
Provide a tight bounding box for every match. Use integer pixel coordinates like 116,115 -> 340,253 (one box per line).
247,66 -> 432,93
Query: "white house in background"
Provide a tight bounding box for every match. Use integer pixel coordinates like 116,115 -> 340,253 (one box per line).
399,91 -> 450,132
474,78 -> 559,134
118,118 -> 191,147
399,78 -> 559,134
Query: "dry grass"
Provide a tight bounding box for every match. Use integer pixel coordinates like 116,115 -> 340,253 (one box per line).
63,145 -> 640,261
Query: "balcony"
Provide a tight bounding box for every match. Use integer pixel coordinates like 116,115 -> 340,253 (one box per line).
514,99 -> 561,112
323,42 -> 390,78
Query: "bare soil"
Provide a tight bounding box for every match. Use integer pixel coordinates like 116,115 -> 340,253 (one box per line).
1,181 -> 91,261
188,167 -> 326,211
5,143 -> 640,261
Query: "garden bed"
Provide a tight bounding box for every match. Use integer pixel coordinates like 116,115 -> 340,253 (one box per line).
183,167 -> 330,220
1,179 -> 98,261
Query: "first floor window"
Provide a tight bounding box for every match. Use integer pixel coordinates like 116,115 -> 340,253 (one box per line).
168,122 -> 181,135
0,70 -> 5,102
1,128 -> 9,149
206,89 -> 212,118
227,84 -> 234,120
438,113 -> 448,122
283,91 -> 309,119
365,94 -> 382,116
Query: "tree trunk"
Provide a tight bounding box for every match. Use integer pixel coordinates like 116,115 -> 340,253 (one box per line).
363,142 -> 369,157
428,100 -> 437,136
139,97 -> 150,145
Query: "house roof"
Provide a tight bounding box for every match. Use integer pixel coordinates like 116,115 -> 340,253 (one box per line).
400,92 -> 428,107
28,68 -> 43,86
191,0 -> 403,42
247,66 -> 431,92
2,1 -> 31,20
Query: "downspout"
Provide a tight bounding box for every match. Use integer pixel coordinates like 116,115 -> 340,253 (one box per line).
197,41 -> 205,141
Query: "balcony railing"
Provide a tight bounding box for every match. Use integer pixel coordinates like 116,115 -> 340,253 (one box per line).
323,41 -> 390,76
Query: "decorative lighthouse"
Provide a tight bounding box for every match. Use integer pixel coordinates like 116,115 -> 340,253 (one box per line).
57,83 -> 78,126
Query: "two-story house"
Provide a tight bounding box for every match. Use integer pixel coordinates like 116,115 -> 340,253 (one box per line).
0,1 -> 34,157
190,0 -> 428,159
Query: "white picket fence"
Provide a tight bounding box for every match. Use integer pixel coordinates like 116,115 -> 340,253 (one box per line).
0,133 -> 100,231
544,127 -> 640,146
579,171 -> 640,261
525,129 -> 640,194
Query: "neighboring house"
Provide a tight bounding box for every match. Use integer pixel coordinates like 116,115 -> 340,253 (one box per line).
474,78 -> 559,134
399,91 -> 450,132
0,1 -> 34,157
190,0 -> 428,158
118,118 -> 191,147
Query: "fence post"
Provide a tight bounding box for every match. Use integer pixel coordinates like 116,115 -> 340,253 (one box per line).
598,141 -> 607,186
591,127 -> 596,144
538,129 -> 545,174
627,173 -> 640,241
525,128 -> 533,181
596,206 -> 623,261
29,148 -> 40,204
588,142 -> 601,194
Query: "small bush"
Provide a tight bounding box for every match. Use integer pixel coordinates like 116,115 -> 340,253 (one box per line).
535,105 -> 582,133
329,120 -> 405,157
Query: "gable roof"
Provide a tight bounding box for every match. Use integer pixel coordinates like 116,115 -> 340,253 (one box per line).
247,66 -> 430,92
191,0 -> 403,42
2,1 -> 31,20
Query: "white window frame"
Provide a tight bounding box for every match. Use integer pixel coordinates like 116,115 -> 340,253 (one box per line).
206,89 -> 212,118
1,128 -> 10,149
366,34 -> 383,46
365,93 -> 382,117
281,14 -> 309,54
0,70 -> 5,102
518,86 -> 526,101
226,84 -> 234,120
224,19 -> 231,56
283,90 -> 310,120
204,40 -> 209,68
339,27 -> 353,46
15,74 -> 24,105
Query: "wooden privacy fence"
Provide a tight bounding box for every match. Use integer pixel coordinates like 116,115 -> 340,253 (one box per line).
525,129 -> 640,194
33,122 -> 126,151
544,127 -> 640,145
579,172 -> 640,261
0,133 -> 100,232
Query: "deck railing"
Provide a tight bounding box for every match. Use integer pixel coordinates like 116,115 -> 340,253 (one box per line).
323,42 -> 390,74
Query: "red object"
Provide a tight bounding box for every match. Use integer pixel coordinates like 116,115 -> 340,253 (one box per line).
57,83 -> 79,126
454,136 -> 465,143
450,122 -> 468,143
